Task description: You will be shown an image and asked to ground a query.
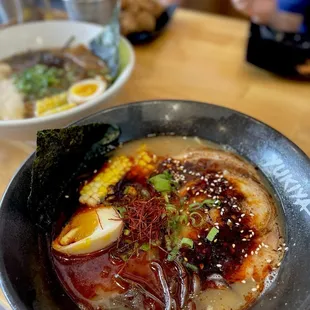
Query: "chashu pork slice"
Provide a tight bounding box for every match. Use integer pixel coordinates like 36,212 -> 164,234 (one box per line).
175,148 -> 283,282
175,148 -> 277,233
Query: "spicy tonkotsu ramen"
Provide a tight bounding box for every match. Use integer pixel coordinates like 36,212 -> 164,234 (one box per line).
51,136 -> 285,310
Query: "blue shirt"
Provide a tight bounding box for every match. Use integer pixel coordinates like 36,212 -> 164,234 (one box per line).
278,0 -> 310,32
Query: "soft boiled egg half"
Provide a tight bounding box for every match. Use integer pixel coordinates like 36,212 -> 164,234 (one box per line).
68,78 -> 107,105
52,206 -> 123,255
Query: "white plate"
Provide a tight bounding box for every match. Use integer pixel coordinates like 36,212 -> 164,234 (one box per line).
0,21 -> 135,140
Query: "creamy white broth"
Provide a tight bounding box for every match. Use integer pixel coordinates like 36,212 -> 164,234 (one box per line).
52,136 -> 284,310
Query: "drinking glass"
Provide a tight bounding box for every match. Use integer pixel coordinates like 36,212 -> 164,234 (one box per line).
0,0 -> 24,26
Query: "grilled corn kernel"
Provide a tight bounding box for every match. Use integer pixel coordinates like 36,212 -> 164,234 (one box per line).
35,92 -> 68,116
135,145 -> 157,173
80,156 -> 132,206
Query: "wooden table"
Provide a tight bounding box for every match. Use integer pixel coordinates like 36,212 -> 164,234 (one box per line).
0,8 -> 309,308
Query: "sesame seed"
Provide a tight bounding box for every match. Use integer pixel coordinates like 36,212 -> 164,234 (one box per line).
266,259 -> 272,263
187,187 -> 190,191
277,262 -> 282,267
216,264 -> 222,268
244,254 -> 248,258
184,257 -> 188,262
240,230 -> 244,233
241,280 -> 246,283
284,247 -> 289,251
198,242 -> 202,246
65,195 -> 69,198
256,285 -> 260,289
232,244 -> 236,248
241,214 -> 245,218
251,251 -> 254,255
250,213 -> 254,217
242,238 -> 247,242
93,169 -> 98,174
252,288 -> 257,292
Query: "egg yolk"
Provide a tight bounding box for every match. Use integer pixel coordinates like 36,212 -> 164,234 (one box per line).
57,210 -> 99,246
72,83 -> 98,97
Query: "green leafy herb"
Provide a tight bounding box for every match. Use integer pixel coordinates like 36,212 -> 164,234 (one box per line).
181,237 -> 194,249
149,173 -> 172,192
184,263 -> 198,272
149,171 -> 178,193
206,227 -> 219,242
140,243 -> 151,251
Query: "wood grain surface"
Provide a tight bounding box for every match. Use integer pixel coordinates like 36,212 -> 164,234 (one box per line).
0,8 -> 309,308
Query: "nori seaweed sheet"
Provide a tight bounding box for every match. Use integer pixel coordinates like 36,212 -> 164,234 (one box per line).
28,123 -> 120,230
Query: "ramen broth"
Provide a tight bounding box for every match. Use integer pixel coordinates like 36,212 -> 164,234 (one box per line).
52,136 -> 284,310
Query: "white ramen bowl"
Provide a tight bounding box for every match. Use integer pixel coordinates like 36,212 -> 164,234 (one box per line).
0,21 -> 135,140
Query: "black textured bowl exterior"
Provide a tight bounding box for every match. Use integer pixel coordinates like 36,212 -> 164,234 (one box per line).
1,100 -> 310,310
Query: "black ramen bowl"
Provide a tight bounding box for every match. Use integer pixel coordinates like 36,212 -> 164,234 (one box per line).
0,100 -> 310,310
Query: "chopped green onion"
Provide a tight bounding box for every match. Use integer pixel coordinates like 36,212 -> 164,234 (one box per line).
189,203 -> 202,211
141,189 -> 150,198
163,192 -> 169,203
206,227 -> 219,242
124,229 -> 131,236
189,212 -> 204,227
167,245 -> 180,261
178,214 -> 189,225
140,243 -> 150,251
181,237 -> 194,249
124,187 -> 130,194
202,199 -> 221,206
189,199 -> 220,211
166,204 -> 177,214
151,240 -> 161,246
117,207 -> 126,218
165,235 -> 172,251
185,263 -> 198,272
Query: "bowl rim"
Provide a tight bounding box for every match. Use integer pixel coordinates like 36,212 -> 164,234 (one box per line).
1,100 -> 310,310
0,20 -> 135,128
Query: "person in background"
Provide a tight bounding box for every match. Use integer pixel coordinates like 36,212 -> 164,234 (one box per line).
232,0 -> 310,76
231,0 -> 310,33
